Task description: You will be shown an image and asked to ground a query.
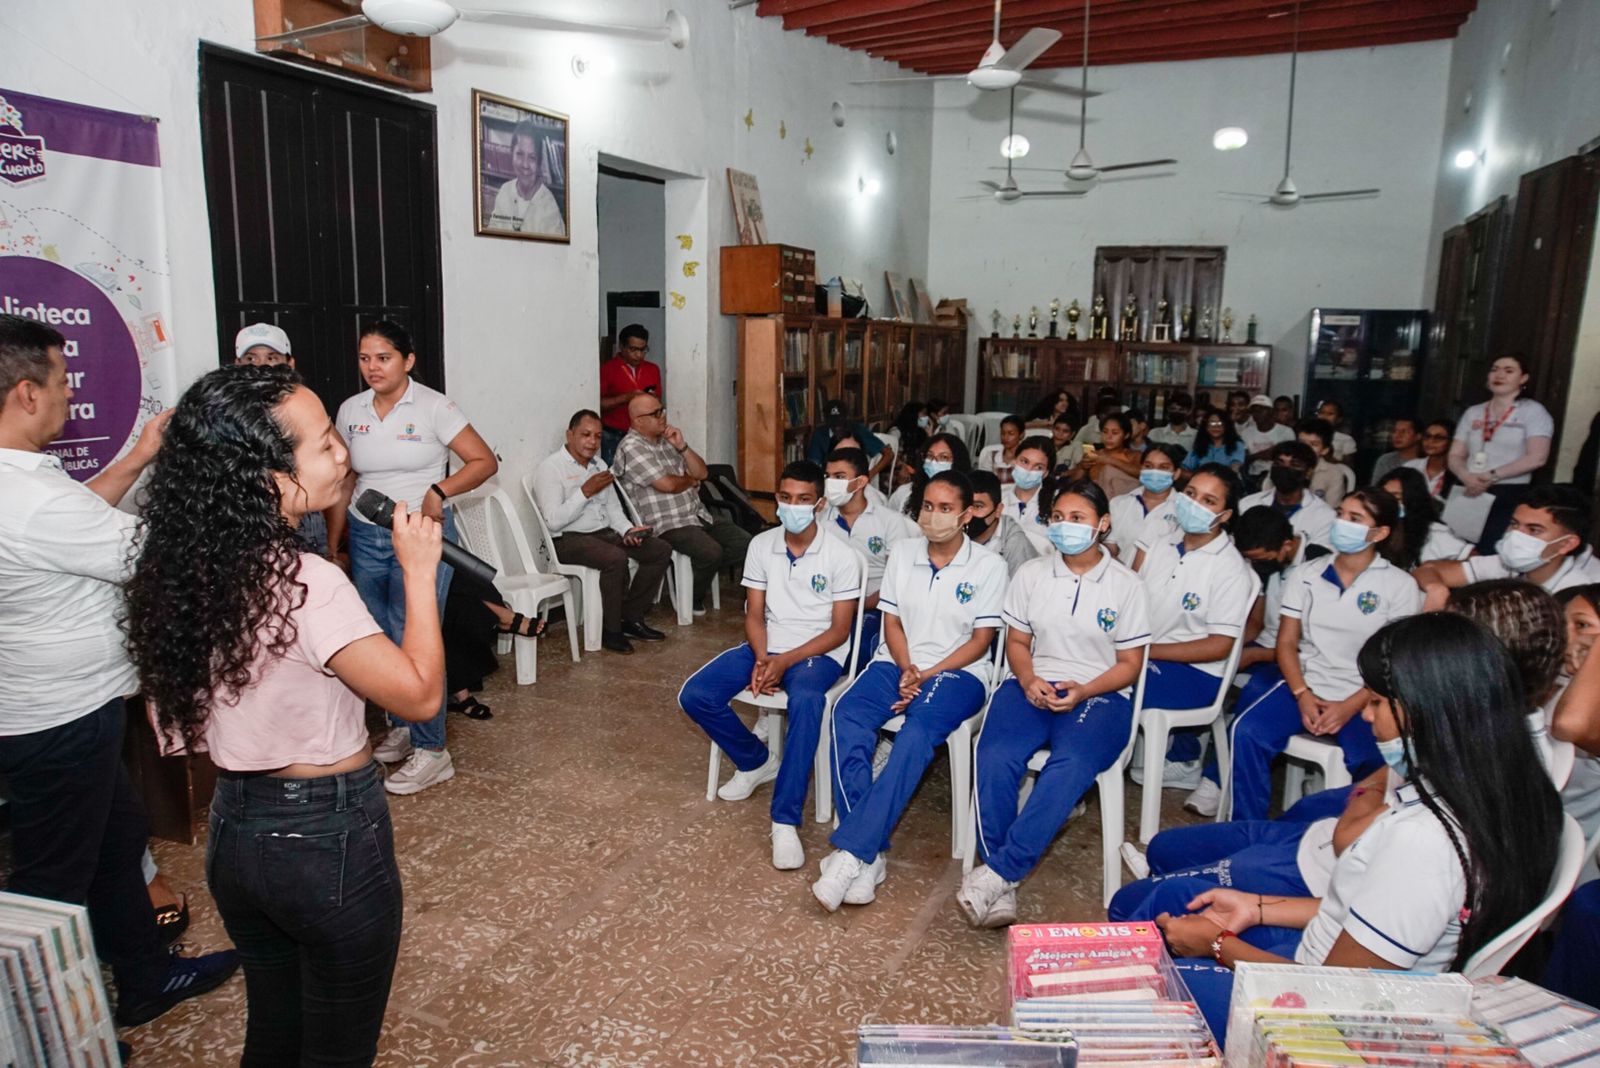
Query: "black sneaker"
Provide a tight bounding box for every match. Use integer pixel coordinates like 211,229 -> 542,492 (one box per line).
601,631 -> 634,654
692,598 -> 708,616
115,949 -> 240,1027
622,620 -> 666,642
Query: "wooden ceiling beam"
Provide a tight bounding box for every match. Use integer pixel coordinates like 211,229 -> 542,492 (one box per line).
768,0 -> 934,29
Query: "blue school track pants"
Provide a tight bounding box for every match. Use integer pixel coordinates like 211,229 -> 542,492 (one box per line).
679,644 -> 843,827
1108,820 -> 1314,923
1174,927 -> 1304,1045
855,610 -> 883,673
1200,661 -> 1283,786
1543,880 -> 1600,1009
1142,661 -> 1224,763
974,680 -> 1133,883
829,662 -> 987,863
1226,674 -> 1382,821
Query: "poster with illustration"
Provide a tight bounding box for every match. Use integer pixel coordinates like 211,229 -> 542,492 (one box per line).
0,88 -> 176,481
726,169 -> 767,245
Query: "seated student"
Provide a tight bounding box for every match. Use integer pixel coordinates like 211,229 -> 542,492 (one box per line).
1298,417 -> 1355,506
1312,400 -> 1358,464
1126,408 -> 1150,451
1240,394 -> 1295,485
1415,485 -> 1600,609
678,461 -> 863,870
966,469 -> 1038,576
959,480 -> 1151,928
821,447 -> 917,663
1155,613 -> 1563,1043
1076,388 -> 1122,446
1050,412 -> 1084,474
1274,396 -> 1297,429
1183,410 -> 1247,473
812,471 -> 1007,911
1149,392 -> 1198,454
1545,584 -> 1600,1009
1107,443 -> 1186,561
1128,464 -> 1257,790
1404,419 -> 1456,499
806,399 -> 891,483
1075,413 -> 1142,499
976,415 -> 1024,485
1238,440 -> 1337,550
888,431 -> 970,515
1371,416 -> 1422,483
1225,489 -> 1423,821
1000,435 -> 1054,528
1378,466 -> 1472,566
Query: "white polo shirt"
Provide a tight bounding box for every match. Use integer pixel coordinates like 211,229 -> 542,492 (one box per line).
1297,778 -> 1466,972
1464,546 -> 1600,593
1282,555 -> 1423,700
1330,430 -> 1358,464
1454,399 -> 1555,483
1402,457 -> 1451,498
530,446 -> 630,537
336,379 -> 470,521
875,536 -> 1008,684
0,449 -> 140,734
1136,531 -> 1258,677
1148,424 -> 1198,453
1239,488 -> 1337,550
1256,567 -> 1289,650
1240,421 -> 1294,476
1419,521 -> 1474,563
742,525 -> 863,666
1002,549 -> 1151,695
1001,483 -> 1044,529
822,497 -> 918,595
1108,489 -> 1178,559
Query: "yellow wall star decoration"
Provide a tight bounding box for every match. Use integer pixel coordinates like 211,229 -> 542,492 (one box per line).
676,234 -> 693,250
779,120 -> 787,140
743,108 -> 754,130
669,291 -> 686,309
803,137 -> 814,161
682,261 -> 700,277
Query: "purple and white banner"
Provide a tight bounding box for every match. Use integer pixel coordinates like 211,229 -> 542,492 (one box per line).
0,89 -> 175,480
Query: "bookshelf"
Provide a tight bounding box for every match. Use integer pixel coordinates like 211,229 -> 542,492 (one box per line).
738,315 -> 967,498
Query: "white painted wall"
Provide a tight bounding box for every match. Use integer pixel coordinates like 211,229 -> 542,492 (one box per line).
597,169 -> 666,315
0,0 -> 933,486
924,41 -> 1451,405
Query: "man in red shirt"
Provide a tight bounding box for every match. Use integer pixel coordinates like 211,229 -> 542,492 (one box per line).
600,324 -> 662,463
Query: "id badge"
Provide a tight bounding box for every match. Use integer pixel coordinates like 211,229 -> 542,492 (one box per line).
1469,450 -> 1489,473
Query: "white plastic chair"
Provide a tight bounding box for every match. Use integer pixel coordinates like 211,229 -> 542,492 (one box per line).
1278,733 -> 1355,811
1136,624 -> 1251,843
704,550 -> 870,824
518,473 -> 605,653
453,489 -> 580,685
964,647 -> 1151,908
612,482 -> 720,626
1464,814 -> 1586,978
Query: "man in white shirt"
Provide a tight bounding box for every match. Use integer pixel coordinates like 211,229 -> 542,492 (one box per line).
1239,394 -> 1295,483
533,409 -> 672,653
1147,391 -> 1198,454
0,315 -> 238,1029
1415,485 -> 1600,609
821,447 -> 918,660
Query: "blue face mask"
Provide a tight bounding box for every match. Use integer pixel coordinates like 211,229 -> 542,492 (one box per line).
923,459 -> 953,478
776,502 -> 816,535
1140,468 -> 1175,494
1174,492 -> 1221,535
1048,521 -> 1099,556
1376,735 -> 1409,778
1330,517 -> 1374,555
1011,465 -> 1045,490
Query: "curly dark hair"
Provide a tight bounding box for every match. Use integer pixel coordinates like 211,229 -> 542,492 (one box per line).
124,366 -> 309,751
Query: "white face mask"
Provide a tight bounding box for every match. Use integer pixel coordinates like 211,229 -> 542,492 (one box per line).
1497,529 -> 1568,574
823,478 -> 854,507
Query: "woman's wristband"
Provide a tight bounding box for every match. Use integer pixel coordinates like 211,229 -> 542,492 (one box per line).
428,482 -> 448,503
1291,685 -> 1309,698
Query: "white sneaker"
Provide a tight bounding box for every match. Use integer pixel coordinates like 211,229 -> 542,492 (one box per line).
1068,801 -> 1087,821
384,748 -> 454,795
1152,758 -> 1204,791
984,886 -> 1018,929
1184,778 -> 1222,817
812,850 -> 862,912
1120,842 -> 1151,880
717,753 -> 780,801
956,865 -> 1017,927
870,737 -> 894,781
752,715 -> 772,744
771,824 -> 804,870
843,855 -> 886,905
373,727 -> 413,764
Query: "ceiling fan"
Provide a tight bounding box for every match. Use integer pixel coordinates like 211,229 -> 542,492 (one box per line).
1062,0 -> 1175,182
963,90 -> 1087,203
255,0 -> 689,49
850,0 -> 1096,100
1220,1 -> 1377,206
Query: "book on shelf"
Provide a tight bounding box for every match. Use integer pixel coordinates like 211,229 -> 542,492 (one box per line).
783,388 -> 808,428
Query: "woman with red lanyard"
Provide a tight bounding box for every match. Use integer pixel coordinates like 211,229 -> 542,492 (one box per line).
1402,419 -> 1455,499
1449,355 -> 1554,553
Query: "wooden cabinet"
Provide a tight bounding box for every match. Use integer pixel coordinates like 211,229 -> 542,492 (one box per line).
252,0 -> 433,92
720,244 -> 817,316
737,316 -> 966,497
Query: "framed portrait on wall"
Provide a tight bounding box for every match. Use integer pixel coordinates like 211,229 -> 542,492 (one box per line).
474,89 -> 569,243
726,168 -> 768,246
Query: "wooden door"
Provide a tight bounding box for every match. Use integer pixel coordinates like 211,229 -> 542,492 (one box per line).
1424,198 -> 1508,420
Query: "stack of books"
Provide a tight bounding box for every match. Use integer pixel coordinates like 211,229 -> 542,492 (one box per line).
856,1025 -> 1078,1065
1241,1010 -> 1526,1067
1470,976 -> 1600,1067
0,891 -> 118,1067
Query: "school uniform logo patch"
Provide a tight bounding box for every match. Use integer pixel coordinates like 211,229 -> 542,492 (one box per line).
868,536 -> 886,555
1096,607 -> 1118,632
396,421 -> 423,443
1181,592 -> 1201,611
811,574 -> 828,594
347,423 -> 371,435
955,581 -> 976,604
1356,591 -> 1380,615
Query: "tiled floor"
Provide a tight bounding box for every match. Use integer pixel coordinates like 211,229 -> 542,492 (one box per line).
11,600 -> 1203,1066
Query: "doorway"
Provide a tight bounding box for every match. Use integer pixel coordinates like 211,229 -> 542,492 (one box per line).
597,162 -> 667,383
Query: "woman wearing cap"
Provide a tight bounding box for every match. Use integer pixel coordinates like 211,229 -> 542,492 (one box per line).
234,323 -> 294,367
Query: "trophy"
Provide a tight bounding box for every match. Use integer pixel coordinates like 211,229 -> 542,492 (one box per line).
1012,314 -> 1022,338
1066,298 -> 1082,340
1246,313 -> 1259,344
1180,304 -> 1194,341
990,309 -> 1001,338
1151,298 -> 1171,342
1048,298 -> 1061,338
1221,307 -> 1235,343
1119,296 -> 1139,341
1197,306 -> 1214,341
1090,294 -> 1110,340
1028,306 -> 1040,338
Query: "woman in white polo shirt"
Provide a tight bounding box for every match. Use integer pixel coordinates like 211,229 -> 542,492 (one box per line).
999,435 -> 1053,529
333,320 -> 498,796
1450,354 -> 1555,552
960,479 -> 1151,927
1106,442 -> 1185,560
1226,488 -> 1422,821
1156,613 -> 1563,1044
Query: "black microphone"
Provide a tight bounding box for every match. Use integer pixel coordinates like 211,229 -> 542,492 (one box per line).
353,489 -> 498,586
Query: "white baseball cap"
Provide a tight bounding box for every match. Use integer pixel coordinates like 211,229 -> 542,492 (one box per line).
1249,393 -> 1274,408
234,323 -> 292,360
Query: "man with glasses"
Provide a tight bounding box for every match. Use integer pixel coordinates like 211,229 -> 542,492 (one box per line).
614,394 -> 751,614
599,324 -> 662,463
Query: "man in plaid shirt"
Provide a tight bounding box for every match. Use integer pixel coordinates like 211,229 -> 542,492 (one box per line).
614,394 -> 751,612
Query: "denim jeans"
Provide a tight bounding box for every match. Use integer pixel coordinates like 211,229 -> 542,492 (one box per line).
206,761 -> 402,1067
347,510 -> 455,749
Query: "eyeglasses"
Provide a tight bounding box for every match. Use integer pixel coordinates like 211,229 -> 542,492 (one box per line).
1422,432 -> 1450,441
637,407 -> 666,420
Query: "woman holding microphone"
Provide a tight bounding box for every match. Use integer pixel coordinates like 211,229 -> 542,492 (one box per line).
329,320 -> 497,794
126,366 -> 445,1065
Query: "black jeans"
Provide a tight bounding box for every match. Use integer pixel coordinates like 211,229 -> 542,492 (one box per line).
0,696 -> 168,996
207,760 -> 402,1067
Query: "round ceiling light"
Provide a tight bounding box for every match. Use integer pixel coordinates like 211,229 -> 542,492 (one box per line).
1213,126 -> 1248,151
1454,148 -> 1481,169
1000,133 -> 1030,159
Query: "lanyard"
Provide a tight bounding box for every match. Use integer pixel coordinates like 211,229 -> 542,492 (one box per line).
1480,401 -> 1517,444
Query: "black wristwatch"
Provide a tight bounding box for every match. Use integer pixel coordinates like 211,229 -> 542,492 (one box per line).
428,483 -> 448,503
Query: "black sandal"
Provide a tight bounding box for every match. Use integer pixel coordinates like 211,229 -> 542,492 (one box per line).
497,612 -> 548,639
153,893 -> 189,947
448,695 -> 493,720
